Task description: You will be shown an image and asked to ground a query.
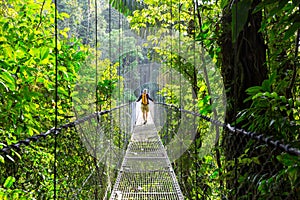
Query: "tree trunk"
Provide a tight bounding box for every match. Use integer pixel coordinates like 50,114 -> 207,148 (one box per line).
218,0 -> 267,198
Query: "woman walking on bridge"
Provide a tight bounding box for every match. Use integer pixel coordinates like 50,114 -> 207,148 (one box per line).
136,89 -> 154,124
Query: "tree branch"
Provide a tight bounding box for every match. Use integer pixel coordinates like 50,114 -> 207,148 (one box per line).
35,0 -> 46,30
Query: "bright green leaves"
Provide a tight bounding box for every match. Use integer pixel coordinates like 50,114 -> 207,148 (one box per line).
195,22 -> 210,41
277,153 -> 300,167
2,45 -> 14,60
231,0 -> 253,43
97,79 -> 118,105
59,28 -> 70,39
0,155 -> 4,164
0,176 -> 24,200
157,85 -> 180,105
110,0 -> 142,17
274,153 -> 300,193
253,0 -> 300,40
98,62 -> 123,108
0,0 -> 88,197
0,69 -> 16,91
128,0 -> 192,32
3,177 -> 15,189
245,73 -> 276,96
29,47 -> 51,64
237,73 -> 300,142
40,47 -> 50,61
198,95 -> 211,115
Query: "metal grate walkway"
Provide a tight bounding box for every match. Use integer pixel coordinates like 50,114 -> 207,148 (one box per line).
110,122 -> 184,199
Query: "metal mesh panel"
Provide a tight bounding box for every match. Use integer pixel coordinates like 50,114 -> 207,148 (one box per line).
116,192 -> 181,200
127,141 -> 165,158
117,171 -> 178,193
123,157 -> 170,171
110,123 -> 184,199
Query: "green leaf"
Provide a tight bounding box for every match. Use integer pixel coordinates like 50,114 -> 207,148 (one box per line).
232,0 -> 253,43
0,70 -> 16,91
220,0 -> 229,9
246,86 -> 263,95
277,153 -> 300,167
284,22 -> 300,40
3,176 -> 16,189
195,31 -> 209,41
0,190 -> 7,200
262,79 -> 271,92
4,45 -> 13,59
58,86 -> 69,96
12,192 -> 19,200
40,47 -> 50,60
0,155 -> 4,163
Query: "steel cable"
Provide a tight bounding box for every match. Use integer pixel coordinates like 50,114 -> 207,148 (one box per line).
156,102 -> 300,157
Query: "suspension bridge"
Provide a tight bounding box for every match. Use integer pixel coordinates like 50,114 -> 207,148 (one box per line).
1,101 -> 299,199
1,0 -> 300,199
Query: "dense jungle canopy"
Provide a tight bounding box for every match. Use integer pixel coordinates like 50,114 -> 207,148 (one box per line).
0,0 -> 299,199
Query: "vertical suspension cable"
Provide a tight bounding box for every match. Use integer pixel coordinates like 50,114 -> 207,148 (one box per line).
53,0 -> 58,200
178,0 -> 183,182
108,4 -> 112,111
95,0 -> 99,114
94,0 -> 99,198
233,0 -> 238,130
192,1 -> 198,199
53,0 -> 58,198
233,0 -> 238,197
178,0 -> 182,109
169,0 -> 173,146
118,2 -> 121,160
108,2 -> 113,197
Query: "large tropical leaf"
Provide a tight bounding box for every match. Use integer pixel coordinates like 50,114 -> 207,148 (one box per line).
110,0 -> 144,16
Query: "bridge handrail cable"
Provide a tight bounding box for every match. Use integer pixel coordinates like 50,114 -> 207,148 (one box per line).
0,103 -> 130,155
156,102 -> 300,157
2,102 -> 299,157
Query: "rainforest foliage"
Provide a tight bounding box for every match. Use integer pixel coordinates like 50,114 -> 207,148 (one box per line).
0,0 -> 299,199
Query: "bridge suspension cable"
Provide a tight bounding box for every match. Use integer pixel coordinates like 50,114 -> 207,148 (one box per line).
0,104 -> 129,155
2,102 -> 299,160
1,102 -> 300,199
157,102 -> 300,157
